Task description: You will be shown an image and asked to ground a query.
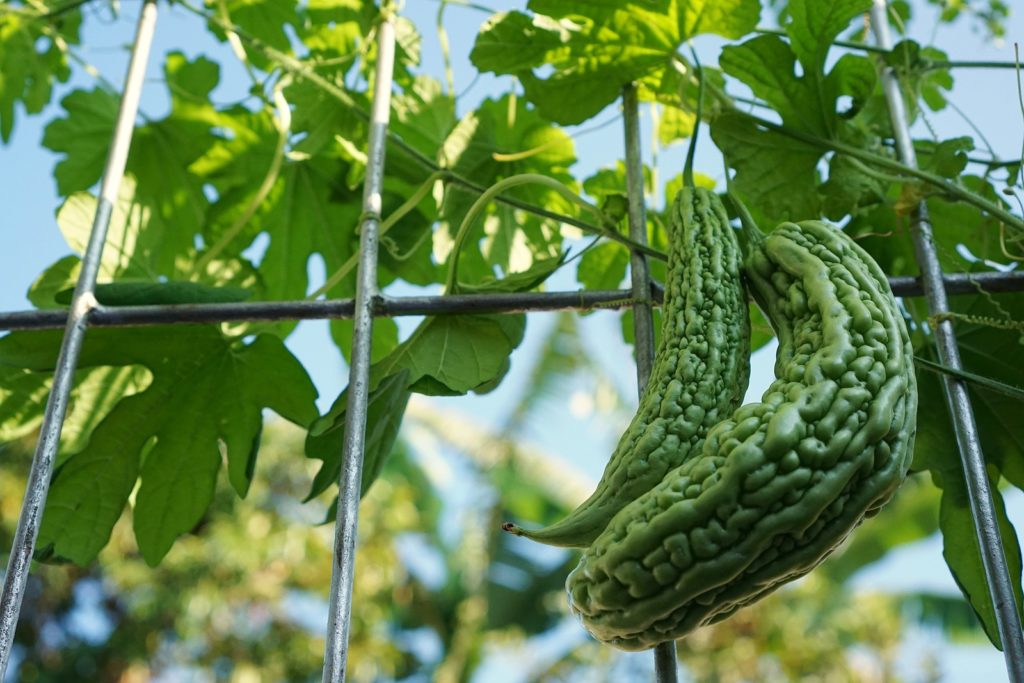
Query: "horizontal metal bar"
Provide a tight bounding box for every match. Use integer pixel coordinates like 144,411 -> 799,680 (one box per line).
0,289 -> 645,330
0,270 -> 1021,332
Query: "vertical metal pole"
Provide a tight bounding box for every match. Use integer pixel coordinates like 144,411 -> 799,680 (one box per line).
622,84 -> 656,390
0,2 -> 159,677
320,15 -> 396,683
870,2 -> 1024,678
622,84 -> 679,683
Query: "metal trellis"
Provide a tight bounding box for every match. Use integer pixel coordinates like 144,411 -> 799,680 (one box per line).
870,3 -> 1024,678
1,1 -> 1024,681
1,270 -> 1024,332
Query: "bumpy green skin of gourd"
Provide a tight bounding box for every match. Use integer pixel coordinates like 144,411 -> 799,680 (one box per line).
565,220 -> 918,650
504,188 -> 751,548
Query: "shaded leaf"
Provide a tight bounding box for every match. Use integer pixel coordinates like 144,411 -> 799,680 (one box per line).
910,291 -> 1024,648
710,112 -> 823,221
577,242 -> 629,291
28,256 -> 81,309
305,369 -> 412,501
371,315 -> 526,397
0,327 -> 317,565
458,253 -> 567,294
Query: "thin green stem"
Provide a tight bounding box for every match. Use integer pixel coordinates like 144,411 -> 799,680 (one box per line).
1015,45 -> 1024,193
309,170 -> 449,300
193,79 -> 291,277
754,27 -> 1021,70
843,155 -> 914,186
436,1 -> 455,96
726,173 -> 764,251
915,356 -> 1024,401
683,45 -> 704,188
947,99 -> 998,160
967,156 -> 1022,168
215,0 -> 262,89
444,174 -> 605,293
923,60 -> 1024,70
754,27 -> 888,54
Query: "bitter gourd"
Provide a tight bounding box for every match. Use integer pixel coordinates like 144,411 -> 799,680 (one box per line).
503,187 -> 751,547
565,219 -> 917,650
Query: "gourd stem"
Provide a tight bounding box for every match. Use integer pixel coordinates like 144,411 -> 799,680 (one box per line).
682,47 -> 703,189
442,173 -> 607,293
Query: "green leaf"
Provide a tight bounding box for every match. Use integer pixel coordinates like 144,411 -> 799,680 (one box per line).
371,315 -> 527,397
917,136 -> 974,178
884,41 -> 955,113
253,158 -> 363,299
657,104 -> 696,146
710,112 -> 823,221
910,292 -> 1024,648
458,253 -> 567,294
719,35 -> 820,132
851,175 -> 1010,274
714,1 -> 878,222
389,76 -> 455,171
0,366 -> 50,443
28,256 -> 81,309
820,152 -> 888,220
0,364 -> 148,458
439,95 -> 575,286
42,87 -> 120,194
207,0 -> 302,70
577,242 -> 629,291
582,161 -> 651,200
0,327 -> 317,565
469,12 -> 569,74
55,178 -> 153,279
935,456 -> 1022,651
54,281 -> 251,306
303,0 -> 375,63
329,318 -> 399,365
43,55 -> 220,276
0,7 -> 80,142
286,75 -> 369,159
304,369 -> 412,501
471,0 -> 760,125
786,0 -> 872,80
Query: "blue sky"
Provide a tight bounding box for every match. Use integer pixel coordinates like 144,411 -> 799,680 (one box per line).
2,0 -> 1023,679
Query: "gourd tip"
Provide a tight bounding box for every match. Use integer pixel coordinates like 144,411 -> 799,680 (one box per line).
501,522 -> 523,535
